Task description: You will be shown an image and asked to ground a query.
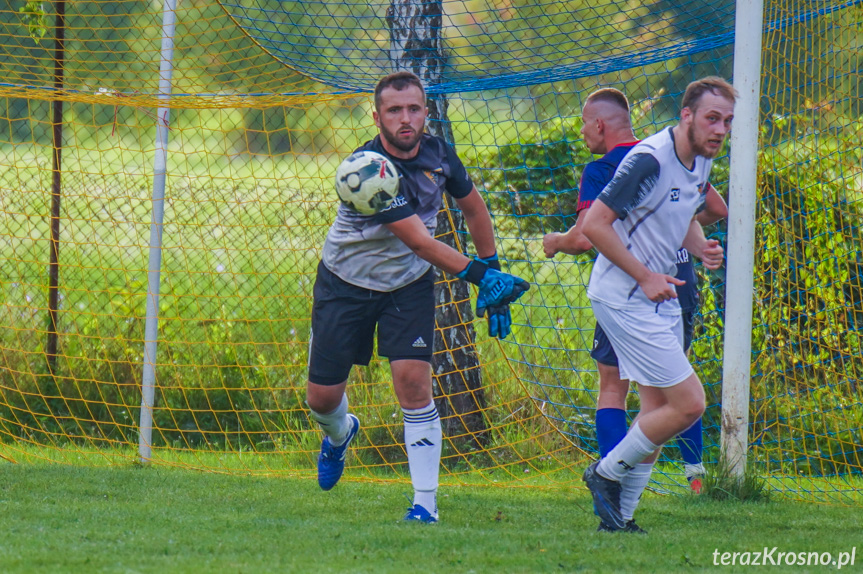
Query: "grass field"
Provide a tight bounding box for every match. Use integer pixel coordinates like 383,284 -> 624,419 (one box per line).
0,461 -> 861,573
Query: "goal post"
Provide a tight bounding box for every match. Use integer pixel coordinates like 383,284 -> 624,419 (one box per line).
721,0 -> 765,477
139,0 -> 178,463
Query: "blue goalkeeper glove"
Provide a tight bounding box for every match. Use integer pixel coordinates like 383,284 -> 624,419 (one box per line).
484,303 -> 512,339
477,253 -> 501,272
456,257 -> 530,334
476,253 -> 512,340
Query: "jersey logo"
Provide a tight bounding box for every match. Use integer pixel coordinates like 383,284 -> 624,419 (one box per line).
423,170 -> 440,185
670,188 -> 680,202
412,336 -> 427,348
380,194 -> 408,213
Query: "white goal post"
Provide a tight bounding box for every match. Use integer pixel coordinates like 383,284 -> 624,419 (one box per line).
139,0 -> 177,463
721,0 -> 764,477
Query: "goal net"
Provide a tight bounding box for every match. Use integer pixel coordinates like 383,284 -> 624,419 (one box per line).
0,0 -> 860,503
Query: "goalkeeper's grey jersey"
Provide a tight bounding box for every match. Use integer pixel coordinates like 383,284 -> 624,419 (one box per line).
587,127 -> 712,315
321,134 -> 474,292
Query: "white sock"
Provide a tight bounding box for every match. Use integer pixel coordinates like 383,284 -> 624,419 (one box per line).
309,394 -> 351,445
597,422 -> 660,481
685,462 -> 705,480
403,401 -> 441,515
620,462 -> 654,521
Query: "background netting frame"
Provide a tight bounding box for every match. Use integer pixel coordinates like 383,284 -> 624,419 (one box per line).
1,0 -> 861,504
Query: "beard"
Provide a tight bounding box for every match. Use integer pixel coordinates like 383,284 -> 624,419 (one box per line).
380,124 -> 423,153
687,122 -> 719,159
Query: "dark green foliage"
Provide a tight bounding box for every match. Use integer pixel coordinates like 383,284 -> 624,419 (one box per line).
478,117 -> 594,236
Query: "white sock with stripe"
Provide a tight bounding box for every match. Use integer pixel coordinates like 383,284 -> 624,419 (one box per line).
403,401 -> 441,515
597,422 -> 660,481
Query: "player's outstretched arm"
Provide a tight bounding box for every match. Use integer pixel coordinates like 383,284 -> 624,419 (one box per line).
385,214 -> 472,276
583,200 -> 682,302
385,213 -> 529,339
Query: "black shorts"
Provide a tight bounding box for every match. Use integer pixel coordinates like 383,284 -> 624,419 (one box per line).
590,308 -> 697,367
308,262 -> 435,385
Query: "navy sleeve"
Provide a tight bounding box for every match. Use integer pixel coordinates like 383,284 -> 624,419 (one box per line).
372,193 -> 415,224
576,162 -> 608,214
694,181 -> 712,214
597,153 -> 661,219
443,143 -> 474,199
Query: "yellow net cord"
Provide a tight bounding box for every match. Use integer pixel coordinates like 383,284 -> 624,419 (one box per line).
1,0 -> 861,504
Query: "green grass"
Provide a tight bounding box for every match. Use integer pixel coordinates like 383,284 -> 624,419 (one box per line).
0,462 -> 861,573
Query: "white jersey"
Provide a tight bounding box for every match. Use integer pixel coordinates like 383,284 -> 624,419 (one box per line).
587,127 -> 711,315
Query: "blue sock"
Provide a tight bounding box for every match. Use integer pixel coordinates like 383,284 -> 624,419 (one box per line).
596,408 -> 627,458
676,417 -> 703,466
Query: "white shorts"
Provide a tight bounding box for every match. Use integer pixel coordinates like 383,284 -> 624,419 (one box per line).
590,300 -> 694,388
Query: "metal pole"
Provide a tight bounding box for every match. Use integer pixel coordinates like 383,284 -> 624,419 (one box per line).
139,0 -> 177,463
721,0 -> 764,477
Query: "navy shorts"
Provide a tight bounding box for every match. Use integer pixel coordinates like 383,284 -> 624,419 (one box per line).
308,262 -> 435,385
591,270 -> 700,368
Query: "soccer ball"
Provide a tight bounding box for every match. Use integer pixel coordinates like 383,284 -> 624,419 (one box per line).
334,150 -> 400,215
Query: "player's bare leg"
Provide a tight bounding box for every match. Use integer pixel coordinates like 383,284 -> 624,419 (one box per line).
596,363 -> 628,409
307,380 -> 348,415
392,359 -> 441,523
636,374 -> 705,445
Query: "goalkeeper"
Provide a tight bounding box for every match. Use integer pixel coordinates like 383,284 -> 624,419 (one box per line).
305,71 -> 529,524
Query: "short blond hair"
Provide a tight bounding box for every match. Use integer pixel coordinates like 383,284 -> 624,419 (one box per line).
585,88 -> 629,113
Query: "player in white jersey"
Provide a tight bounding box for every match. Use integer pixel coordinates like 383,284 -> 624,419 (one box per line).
580,77 -> 737,531
543,88 -> 728,532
